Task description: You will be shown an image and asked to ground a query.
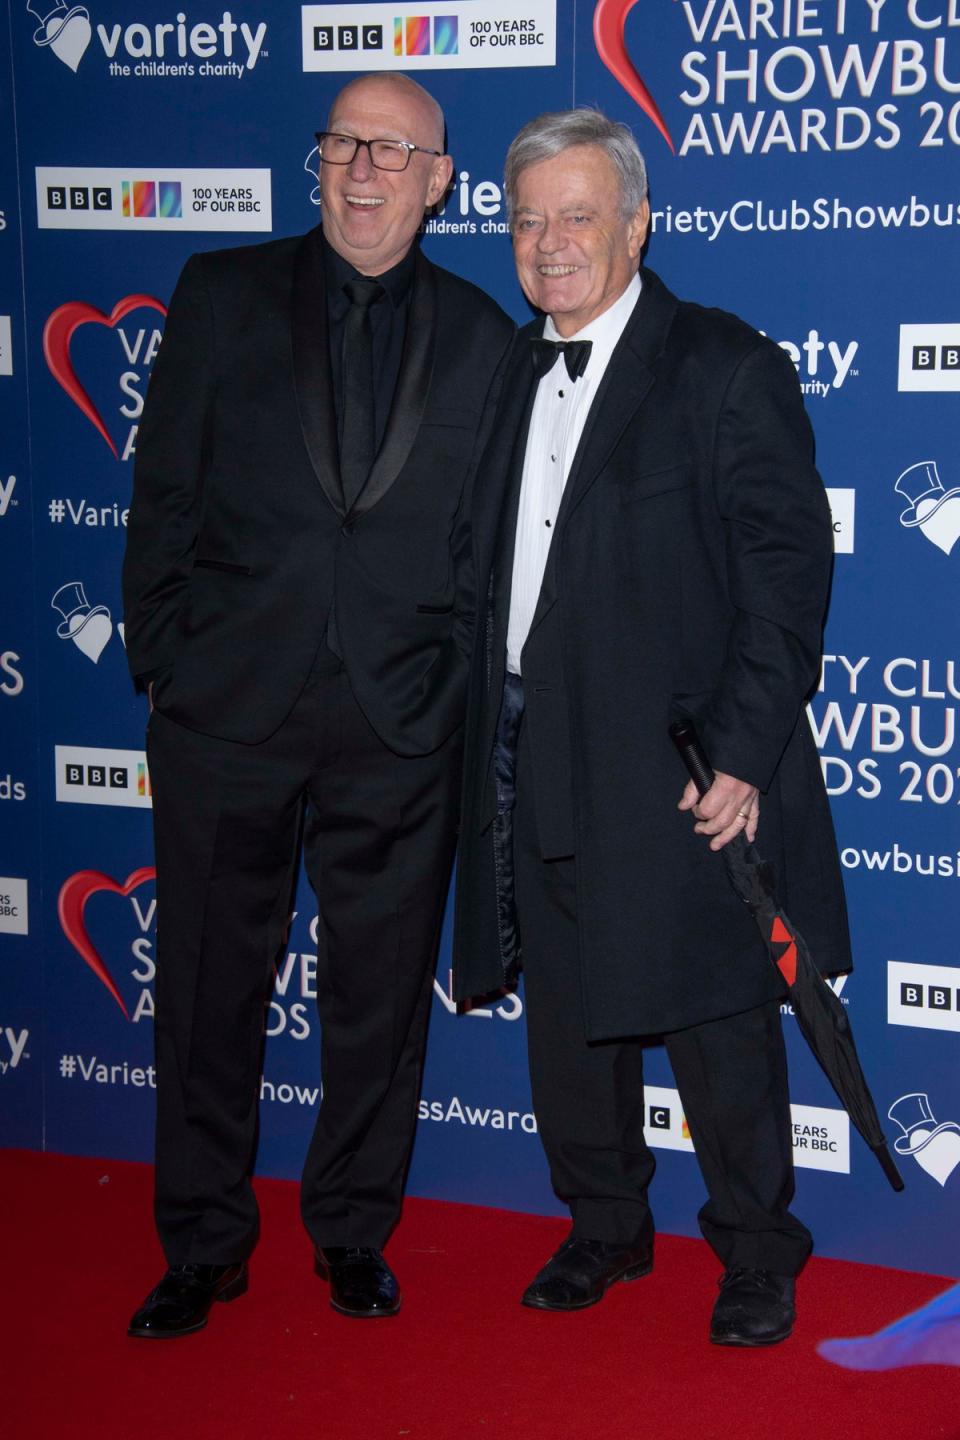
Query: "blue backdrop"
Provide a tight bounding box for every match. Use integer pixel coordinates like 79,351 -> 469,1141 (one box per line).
1,0 -> 958,1278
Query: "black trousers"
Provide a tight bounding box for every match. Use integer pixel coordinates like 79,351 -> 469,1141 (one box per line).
513,720 -> 812,1276
146,648 -> 460,1263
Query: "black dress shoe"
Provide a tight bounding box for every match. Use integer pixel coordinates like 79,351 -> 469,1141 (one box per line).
521,1234 -> 654,1312
127,1262 -> 247,1339
316,1247 -> 401,1318
710,1267 -> 796,1346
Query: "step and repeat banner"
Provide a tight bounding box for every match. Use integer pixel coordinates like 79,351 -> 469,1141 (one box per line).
1,0 -> 957,1277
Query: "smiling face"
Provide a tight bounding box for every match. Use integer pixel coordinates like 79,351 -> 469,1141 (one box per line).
319,75 -> 453,275
511,145 -> 649,337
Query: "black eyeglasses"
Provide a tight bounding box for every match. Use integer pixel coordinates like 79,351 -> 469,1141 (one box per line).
315,131 -> 443,173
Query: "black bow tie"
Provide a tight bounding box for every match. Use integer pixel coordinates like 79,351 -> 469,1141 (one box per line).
530,337 -> 593,382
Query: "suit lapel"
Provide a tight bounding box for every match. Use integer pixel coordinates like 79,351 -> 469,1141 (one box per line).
526,271 -> 679,637
352,249 -> 437,519
476,332 -> 539,768
291,227 -> 344,517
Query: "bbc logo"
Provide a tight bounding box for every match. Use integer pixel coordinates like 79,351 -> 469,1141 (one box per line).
65,762 -> 129,789
899,324 -> 960,392
889,960 -> 960,1032
912,345 -> 960,372
900,982 -> 959,1012
313,24 -> 383,51
47,185 -> 112,213
647,1106 -> 670,1130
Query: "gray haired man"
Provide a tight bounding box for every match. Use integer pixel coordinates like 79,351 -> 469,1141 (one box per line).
453,109 -> 849,1346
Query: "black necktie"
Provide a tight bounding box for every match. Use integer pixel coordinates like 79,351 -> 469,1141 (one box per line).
340,278 -> 384,510
530,337 -> 592,383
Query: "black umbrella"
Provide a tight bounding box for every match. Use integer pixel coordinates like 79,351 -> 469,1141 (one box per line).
669,719 -> 904,1193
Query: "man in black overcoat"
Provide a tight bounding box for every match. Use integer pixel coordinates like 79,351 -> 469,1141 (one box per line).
122,73 -> 513,1337
453,108 -> 851,1346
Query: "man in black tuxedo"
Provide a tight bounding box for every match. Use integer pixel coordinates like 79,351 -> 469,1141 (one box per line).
122,73 -> 513,1337
453,109 -> 850,1346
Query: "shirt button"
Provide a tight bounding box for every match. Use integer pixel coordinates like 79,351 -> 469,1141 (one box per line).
550,454 -> 557,462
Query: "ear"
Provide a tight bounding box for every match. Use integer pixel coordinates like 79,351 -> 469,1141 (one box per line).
426,154 -> 454,208
627,199 -> 651,259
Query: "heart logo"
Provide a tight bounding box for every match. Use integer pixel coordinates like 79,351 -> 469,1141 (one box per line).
593,0 -> 676,154
58,867 -> 157,1019
43,295 -> 167,458
70,611 -> 113,664
47,14 -> 91,71
910,1131 -> 960,1188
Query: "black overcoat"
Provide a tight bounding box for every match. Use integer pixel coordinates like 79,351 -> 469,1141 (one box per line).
453,269 -> 851,1040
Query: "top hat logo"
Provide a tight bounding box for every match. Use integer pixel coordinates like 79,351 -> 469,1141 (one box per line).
51,580 -> 113,663
27,1 -> 91,72
895,460 -> 960,557
888,1092 -> 960,1187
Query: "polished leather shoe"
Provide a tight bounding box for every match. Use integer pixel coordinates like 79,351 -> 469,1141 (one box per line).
710,1267 -> 796,1346
316,1247 -> 401,1318
521,1234 -> 654,1312
127,1262 -> 247,1339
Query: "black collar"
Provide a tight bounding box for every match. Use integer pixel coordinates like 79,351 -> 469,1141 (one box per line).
321,228 -> 417,314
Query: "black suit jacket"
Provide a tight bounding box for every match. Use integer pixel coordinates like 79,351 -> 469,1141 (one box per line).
454,269 -> 851,1038
122,227 -> 514,755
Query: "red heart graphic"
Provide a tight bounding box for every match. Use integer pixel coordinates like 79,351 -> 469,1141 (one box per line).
58,867 -> 157,1020
43,295 -> 167,458
594,0 -> 676,154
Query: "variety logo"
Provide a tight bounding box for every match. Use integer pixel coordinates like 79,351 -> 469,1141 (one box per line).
0,878 -> 29,935
28,4 -> 269,77
825,488 -> 855,555
593,0 -> 675,152
43,294 -> 166,460
303,146 -> 510,238
888,1091 -> 960,1187
0,774 -> 27,801
302,3 -> 555,71
37,167 -> 271,232
28,1 -> 91,71
0,475 -> 17,516
0,1024 -> 30,1077
895,461 -> 960,558
898,325 -> 960,393
766,329 -> 859,398
58,867 -> 156,1021
888,962 -> 960,1035
0,315 -> 12,375
0,652 -> 24,697
0,1027 -> 30,1073
51,581 -> 118,664
55,745 -> 152,808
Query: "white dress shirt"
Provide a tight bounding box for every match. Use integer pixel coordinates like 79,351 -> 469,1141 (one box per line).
505,273 -> 642,675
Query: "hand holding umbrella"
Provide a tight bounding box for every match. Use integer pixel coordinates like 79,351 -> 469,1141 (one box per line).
669,719 -> 904,1193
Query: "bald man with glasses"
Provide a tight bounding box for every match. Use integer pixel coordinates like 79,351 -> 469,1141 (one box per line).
123,73 -> 512,1339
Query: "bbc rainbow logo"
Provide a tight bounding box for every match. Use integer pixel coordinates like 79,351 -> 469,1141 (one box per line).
121,180 -> 182,220
394,15 -> 457,55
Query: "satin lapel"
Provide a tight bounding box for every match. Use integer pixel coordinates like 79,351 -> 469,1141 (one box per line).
489,341 -> 541,647
527,273 -> 678,636
291,228 -> 343,517
352,249 -> 436,520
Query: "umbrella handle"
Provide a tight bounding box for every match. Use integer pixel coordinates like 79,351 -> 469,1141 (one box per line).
669,720 -> 716,798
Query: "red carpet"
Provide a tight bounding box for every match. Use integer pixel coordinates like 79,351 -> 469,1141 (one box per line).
4,1150 -> 957,1440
